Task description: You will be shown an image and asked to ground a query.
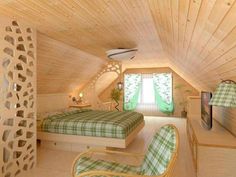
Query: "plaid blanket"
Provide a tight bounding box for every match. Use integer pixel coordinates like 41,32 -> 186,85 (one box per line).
41,110 -> 144,139
76,156 -> 140,176
140,125 -> 177,175
74,125 -> 178,176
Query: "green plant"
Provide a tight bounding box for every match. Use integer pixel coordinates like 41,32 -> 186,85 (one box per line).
174,84 -> 192,111
110,88 -> 121,111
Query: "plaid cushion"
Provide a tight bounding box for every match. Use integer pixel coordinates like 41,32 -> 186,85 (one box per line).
75,157 -> 140,176
41,110 -> 143,139
140,125 -> 176,175
209,82 -> 236,107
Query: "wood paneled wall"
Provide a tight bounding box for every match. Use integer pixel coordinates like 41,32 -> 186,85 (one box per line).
1,1 -> 236,135
149,0 -> 236,90
213,107 -> 236,136
37,94 -> 70,113
95,72 -> 118,95
77,62 -> 122,110
37,33 -> 105,94
148,0 -> 236,136
99,67 -> 199,117
99,76 -> 123,111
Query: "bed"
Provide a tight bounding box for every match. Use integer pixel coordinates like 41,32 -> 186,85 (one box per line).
37,109 -> 144,149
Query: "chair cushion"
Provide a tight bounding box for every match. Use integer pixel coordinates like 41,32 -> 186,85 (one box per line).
75,156 -> 140,176
140,125 -> 176,176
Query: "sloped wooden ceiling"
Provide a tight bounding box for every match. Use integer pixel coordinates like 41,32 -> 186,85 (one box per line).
149,0 -> 236,91
37,33 -> 105,94
1,0 -> 236,93
0,0 -> 167,93
0,0 -> 164,60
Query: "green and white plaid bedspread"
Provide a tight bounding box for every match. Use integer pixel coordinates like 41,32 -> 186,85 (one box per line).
41,110 -> 144,139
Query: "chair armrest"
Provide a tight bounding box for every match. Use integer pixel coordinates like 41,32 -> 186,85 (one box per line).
75,170 -> 165,177
71,148 -> 145,177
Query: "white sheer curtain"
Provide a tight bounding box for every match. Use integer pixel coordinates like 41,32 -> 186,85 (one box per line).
135,74 -> 160,116
138,74 -> 155,104
134,73 -> 173,116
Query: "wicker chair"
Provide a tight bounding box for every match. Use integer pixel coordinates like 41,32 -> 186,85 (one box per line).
71,124 -> 179,177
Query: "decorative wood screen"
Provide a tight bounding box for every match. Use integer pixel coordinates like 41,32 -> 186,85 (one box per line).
81,61 -> 122,110
0,17 -> 36,177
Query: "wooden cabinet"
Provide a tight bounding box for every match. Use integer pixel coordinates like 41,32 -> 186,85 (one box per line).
187,121 -> 197,171
187,118 -> 236,177
187,97 -> 236,177
187,96 -> 201,117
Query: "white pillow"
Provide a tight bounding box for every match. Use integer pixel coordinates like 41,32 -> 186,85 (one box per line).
37,111 -> 62,120
61,107 -> 79,113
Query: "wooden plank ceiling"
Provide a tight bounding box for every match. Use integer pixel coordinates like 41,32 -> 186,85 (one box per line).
149,0 -> 236,90
0,0 -> 164,60
37,33 -> 105,94
0,0 -> 166,93
1,0 -> 236,93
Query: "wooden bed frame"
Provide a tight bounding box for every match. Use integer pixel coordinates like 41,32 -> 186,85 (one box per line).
37,121 -> 145,150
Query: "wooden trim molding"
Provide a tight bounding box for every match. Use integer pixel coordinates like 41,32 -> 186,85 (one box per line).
37,121 -> 145,149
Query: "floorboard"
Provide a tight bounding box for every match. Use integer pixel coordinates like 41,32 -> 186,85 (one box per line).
22,116 -> 196,177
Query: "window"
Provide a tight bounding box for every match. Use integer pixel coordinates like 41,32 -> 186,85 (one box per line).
124,73 -> 173,114
138,75 -> 155,104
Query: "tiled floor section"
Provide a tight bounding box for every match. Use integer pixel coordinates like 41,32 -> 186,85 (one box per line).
22,116 -> 196,177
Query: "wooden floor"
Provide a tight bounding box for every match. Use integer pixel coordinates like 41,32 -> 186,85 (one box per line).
22,116 -> 196,177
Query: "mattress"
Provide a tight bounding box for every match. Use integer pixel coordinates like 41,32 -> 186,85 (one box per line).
41,109 -> 144,139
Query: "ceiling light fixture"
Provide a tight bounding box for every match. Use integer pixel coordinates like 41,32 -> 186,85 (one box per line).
106,48 -> 138,60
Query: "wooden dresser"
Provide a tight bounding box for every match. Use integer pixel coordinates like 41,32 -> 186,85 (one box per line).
187,97 -> 236,177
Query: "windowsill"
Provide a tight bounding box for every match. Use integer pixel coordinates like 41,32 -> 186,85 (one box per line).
137,103 -> 156,106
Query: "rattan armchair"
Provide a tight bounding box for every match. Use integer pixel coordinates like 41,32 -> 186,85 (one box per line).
71,124 -> 179,177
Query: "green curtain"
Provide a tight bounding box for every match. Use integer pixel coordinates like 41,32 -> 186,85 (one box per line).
153,73 -> 174,114
124,74 -> 141,111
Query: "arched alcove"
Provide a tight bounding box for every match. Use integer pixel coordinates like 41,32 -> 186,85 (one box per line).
95,72 -> 118,96
79,61 -> 122,110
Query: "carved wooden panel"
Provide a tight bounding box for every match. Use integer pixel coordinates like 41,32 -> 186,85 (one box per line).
0,17 -> 36,177
79,61 -> 122,109
89,61 -> 122,88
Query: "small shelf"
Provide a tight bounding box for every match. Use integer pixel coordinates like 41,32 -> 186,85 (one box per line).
69,103 -> 91,108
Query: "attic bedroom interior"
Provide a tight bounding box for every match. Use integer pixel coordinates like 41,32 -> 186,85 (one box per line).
0,0 -> 236,177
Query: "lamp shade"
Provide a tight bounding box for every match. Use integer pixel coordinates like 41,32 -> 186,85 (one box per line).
209,81 -> 236,107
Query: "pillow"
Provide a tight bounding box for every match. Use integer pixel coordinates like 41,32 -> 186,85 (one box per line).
37,111 -> 62,120
61,107 -> 80,113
